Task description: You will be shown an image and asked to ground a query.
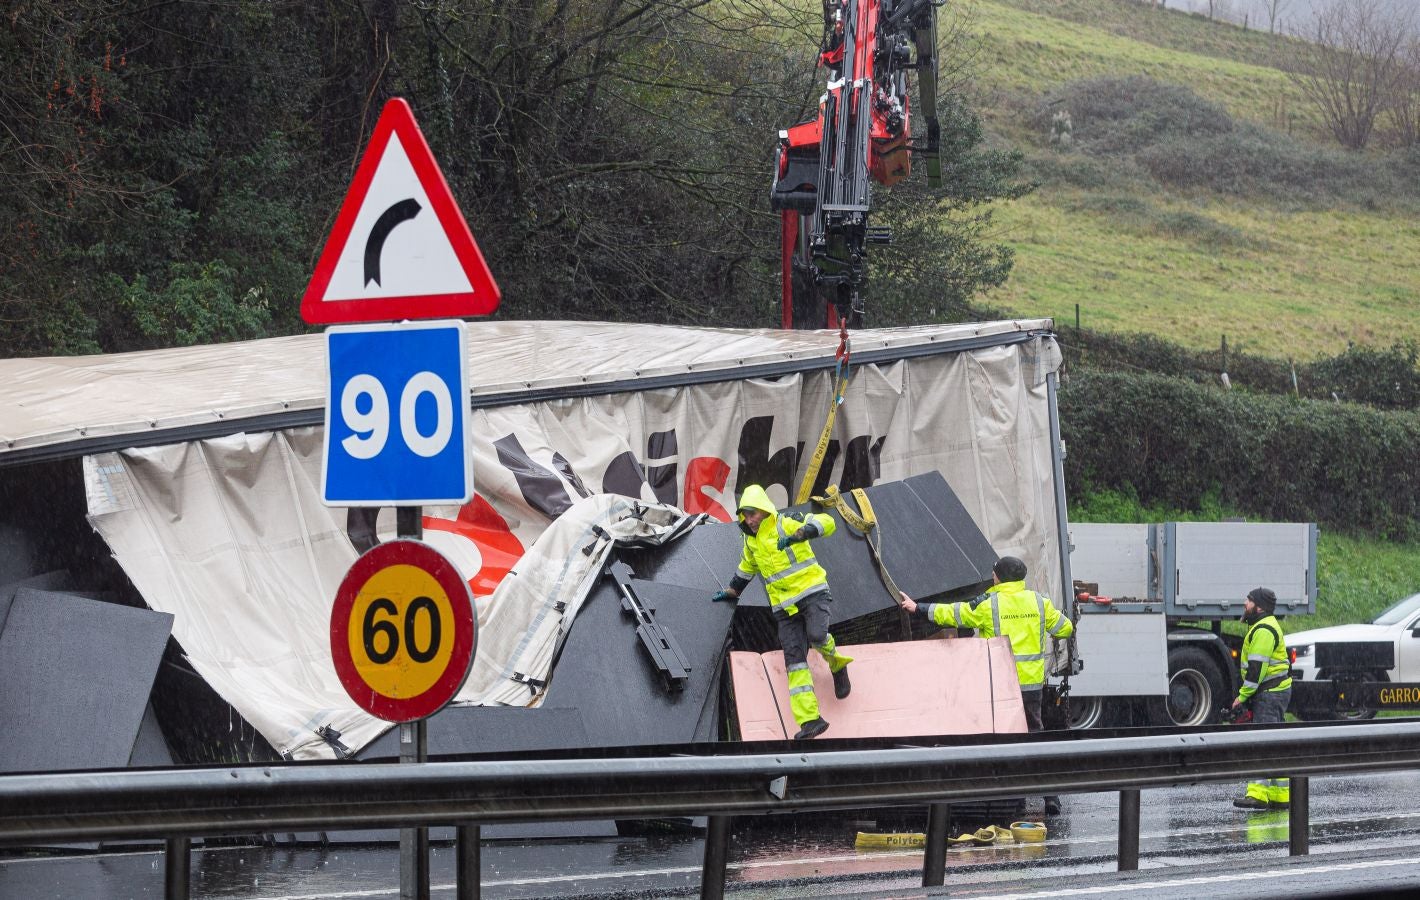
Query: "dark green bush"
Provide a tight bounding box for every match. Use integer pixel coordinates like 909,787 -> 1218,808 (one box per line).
1308,341 -> 1420,410
1043,76 -> 1235,155
1060,328 -> 1420,411
1059,370 -> 1420,540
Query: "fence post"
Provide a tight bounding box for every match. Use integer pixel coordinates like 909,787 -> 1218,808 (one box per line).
922,803 -> 949,886
164,836 -> 191,900
1289,777 -> 1309,856
457,824 -> 480,900
1118,789 -> 1140,871
700,814 -> 731,900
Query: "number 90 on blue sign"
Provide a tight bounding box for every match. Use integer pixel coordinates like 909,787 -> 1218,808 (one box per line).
322,320 -> 472,506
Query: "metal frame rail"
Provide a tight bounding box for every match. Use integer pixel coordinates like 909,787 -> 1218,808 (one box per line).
3,721 -> 1417,899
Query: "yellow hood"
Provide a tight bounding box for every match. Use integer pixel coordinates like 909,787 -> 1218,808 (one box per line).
736,484 -> 778,516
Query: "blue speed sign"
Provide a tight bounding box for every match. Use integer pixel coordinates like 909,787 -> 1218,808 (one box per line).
322,320 -> 472,506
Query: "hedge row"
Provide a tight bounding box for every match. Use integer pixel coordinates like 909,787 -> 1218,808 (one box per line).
1059,328 -> 1420,411
1058,371 -> 1420,540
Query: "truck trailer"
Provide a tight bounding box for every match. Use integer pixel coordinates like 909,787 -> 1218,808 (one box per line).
0,317 -> 1313,768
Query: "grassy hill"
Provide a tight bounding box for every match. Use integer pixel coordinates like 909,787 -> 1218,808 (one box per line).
959,0 -> 1420,358
971,0 -> 1420,623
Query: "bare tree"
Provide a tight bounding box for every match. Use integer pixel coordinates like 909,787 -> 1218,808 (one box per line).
1257,0 -> 1292,35
1286,0 -> 1415,150
1387,37 -> 1420,146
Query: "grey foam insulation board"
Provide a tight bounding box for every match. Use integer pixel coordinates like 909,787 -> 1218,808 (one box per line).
539,576 -> 734,749
0,589 -> 172,773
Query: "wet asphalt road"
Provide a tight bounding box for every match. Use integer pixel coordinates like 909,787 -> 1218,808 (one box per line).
4,772 -> 1420,898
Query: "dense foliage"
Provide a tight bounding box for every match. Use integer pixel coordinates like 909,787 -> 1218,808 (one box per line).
1059,370 -> 1420,540
1,0 -> 1031,357
1062,329 -> 1420,410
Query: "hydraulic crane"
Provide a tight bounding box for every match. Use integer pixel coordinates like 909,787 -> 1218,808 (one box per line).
770,0 -> 945,330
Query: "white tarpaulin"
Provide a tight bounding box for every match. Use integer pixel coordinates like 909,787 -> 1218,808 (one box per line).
76,321 -> 1064,760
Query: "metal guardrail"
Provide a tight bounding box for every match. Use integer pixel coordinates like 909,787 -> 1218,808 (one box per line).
3,720 -> 1419,898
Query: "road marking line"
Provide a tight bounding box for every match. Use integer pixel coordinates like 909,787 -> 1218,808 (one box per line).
982,857 -> 1415,898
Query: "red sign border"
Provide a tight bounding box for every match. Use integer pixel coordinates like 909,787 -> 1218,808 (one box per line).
301,97 -> 501,324
330,539 -> 477,722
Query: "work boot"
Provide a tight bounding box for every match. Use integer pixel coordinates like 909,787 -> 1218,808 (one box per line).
1233,796 -> 1269,810
1044,796 -> 1062,816
833,665 -> 852,699
794,717 -> 830,740
1267,800 -> 1290,810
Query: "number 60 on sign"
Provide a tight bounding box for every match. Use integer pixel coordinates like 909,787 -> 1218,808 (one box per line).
330,539 -> 476,722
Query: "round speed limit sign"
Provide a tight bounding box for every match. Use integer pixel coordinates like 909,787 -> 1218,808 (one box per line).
330,539 -> 476,722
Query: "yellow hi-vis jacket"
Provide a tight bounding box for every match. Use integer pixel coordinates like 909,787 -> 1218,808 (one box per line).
921,580 -> 1073,689
736,485 -> 836,615
1237,614 -> 1292,704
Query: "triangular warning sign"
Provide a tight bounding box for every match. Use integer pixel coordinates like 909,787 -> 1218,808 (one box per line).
301,98 -> 500,325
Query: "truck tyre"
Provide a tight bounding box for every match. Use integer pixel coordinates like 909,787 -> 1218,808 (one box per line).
1066,695 -> 1105,730
1300,670 -> 1381,721
1149,645 -> 1227,727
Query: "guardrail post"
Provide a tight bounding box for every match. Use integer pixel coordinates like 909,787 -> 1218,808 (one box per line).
164,836 -> 190,900
922,802 -> 949,887
700,814 -> 731,900
457,824 -> 480,900
1289,777 -> 1309,856
1118,789 -> 1140,871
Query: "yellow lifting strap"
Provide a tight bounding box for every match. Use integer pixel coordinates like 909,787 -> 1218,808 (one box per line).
812,485 -> 904,607
793,326 -> 852,505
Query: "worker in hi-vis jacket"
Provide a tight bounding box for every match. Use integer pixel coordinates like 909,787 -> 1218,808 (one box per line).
900,555 -> 1074,814
1230,586 -> 1293,811
711,484 -> 853,740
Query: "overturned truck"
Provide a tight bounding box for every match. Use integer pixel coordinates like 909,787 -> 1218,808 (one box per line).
0,319 -> 1069,771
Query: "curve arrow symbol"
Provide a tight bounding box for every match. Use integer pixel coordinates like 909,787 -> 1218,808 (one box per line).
364,198 -> 422,288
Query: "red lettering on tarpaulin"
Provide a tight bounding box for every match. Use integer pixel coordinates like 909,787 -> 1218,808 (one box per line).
684,457 -> 732,521
422,494 -> 526,595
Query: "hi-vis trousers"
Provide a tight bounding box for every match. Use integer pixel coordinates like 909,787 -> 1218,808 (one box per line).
1244,686 -> 1292,806
775,588 -> 853,726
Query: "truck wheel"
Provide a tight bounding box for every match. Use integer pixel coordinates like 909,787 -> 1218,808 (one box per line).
1066,696 -> 1105,730
1150,646 -> 1226,727
1328,670 -> 1380,721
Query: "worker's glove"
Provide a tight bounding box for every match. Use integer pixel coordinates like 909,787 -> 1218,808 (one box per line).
776,531 -> 807,551
711,590 -> 736,603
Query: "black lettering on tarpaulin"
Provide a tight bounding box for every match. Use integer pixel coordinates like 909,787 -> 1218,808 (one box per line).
494,434 -> 574,519
806,440 -> 842,499
601,431 -> 677,505
602,450 -> 649,501
735,416 -> 797,503
645,429 -> 679,506
552,452 -> 592,499
346,507 -> 381,553
839,434 -> 886,491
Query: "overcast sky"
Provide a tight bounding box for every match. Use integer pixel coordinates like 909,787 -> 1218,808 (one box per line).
1165,0 -> 1415,35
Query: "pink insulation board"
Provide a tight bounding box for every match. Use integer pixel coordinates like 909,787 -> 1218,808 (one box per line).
730,636 -> 1027,740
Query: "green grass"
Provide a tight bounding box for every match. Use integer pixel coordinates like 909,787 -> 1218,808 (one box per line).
950,0 -> 1420,360
973,0 -> 1318,132
986,189 -> 1420,357
1070,489 -> 1420,633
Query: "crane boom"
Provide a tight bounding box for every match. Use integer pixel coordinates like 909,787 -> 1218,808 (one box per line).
770,0 -> 943,329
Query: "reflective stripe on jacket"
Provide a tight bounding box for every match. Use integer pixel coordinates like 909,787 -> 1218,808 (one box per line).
1238,614 -> 1292,703
735,504 -> 836,613
923,580 -> 1073,689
